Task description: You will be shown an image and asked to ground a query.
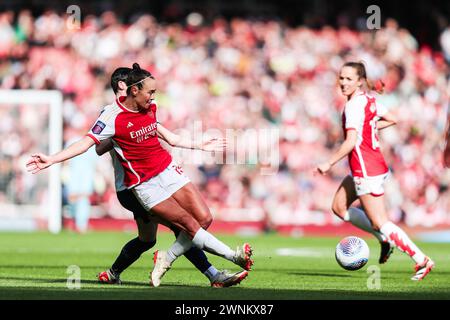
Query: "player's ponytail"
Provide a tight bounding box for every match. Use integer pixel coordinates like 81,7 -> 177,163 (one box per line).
132,63 -> 141,71
366,79 -> 385,94
126,62 -> 154,95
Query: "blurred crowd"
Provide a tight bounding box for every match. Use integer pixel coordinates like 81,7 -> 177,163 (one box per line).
1,9 -> 449,228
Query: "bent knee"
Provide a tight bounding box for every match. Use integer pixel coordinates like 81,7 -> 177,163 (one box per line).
331,203 -> 347,220
199,210 -> 213,229
143,239 -> 156,250
176,214 -> 200,236
138,235 -> 156,247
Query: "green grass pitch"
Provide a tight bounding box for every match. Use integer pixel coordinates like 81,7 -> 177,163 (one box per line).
0,231 -> 449,300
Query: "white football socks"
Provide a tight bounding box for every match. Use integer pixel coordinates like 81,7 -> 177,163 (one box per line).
165,232 -> 220,281
167,231 -> 192,264
380,221 -> 425,264
192,228 -> 235,261
167,228 -> 235,264
344,207 -> 386,243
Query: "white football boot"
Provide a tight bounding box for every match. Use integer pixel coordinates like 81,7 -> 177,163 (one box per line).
233,243 -> 254,271
150,250 -> 172,287
411,256 -> 435,281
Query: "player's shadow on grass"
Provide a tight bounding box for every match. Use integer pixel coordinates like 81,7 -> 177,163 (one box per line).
0,265 -> 168,273
0,265 -> 112,270
0,275 -> 205,289
0,276 -> 66,284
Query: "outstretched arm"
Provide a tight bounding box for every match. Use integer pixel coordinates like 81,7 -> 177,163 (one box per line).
26,136 -> 95,174
316,129 -> 357,175
157,123 -> 226,152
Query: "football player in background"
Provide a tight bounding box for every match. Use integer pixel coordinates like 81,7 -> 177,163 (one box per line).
316,61 -> 434,281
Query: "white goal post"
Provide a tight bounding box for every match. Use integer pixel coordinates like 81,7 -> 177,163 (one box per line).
0,90 -> 63,233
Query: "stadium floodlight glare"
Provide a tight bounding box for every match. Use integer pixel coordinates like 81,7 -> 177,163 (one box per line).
0,90 -> 63,233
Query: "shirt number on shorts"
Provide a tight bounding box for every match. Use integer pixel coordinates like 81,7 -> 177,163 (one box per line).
174,165 -> 184,175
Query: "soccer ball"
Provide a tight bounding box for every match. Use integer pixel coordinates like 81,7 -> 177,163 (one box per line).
335,236 -> 370,271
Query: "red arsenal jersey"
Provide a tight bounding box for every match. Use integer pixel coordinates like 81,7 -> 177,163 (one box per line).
342,91 -> 389,178
87,97 -> 172,188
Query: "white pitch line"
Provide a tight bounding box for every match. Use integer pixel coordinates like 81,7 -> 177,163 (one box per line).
275,248 -> 333,257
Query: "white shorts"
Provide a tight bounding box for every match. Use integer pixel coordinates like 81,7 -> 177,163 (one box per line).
132,161 -> 191,211
353,173 -> 389,197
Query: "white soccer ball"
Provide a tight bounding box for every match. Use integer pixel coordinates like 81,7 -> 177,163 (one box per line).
335,236 -> 370,271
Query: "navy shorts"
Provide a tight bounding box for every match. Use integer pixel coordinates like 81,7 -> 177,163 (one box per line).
116,189 -> 151,223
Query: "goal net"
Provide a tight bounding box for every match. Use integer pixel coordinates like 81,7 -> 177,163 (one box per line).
0,90 -> 62,233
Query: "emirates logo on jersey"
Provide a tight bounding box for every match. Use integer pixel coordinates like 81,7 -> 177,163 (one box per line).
130,123 -> 158,143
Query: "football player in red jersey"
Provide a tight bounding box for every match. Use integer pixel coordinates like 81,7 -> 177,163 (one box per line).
26,63 -> 253,287
316,61 -> 434,281
96,67 -> 248,287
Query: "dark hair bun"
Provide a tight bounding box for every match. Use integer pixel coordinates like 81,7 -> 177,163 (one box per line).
132,63 -> 141,70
